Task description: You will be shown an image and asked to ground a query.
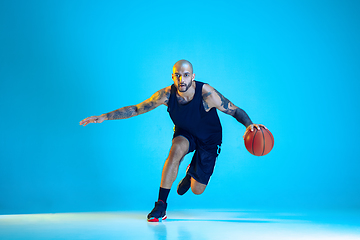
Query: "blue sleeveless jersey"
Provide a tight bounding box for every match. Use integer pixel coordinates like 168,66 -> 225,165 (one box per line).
167,81 -> 222,146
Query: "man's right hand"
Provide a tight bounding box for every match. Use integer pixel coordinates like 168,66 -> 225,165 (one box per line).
79,115 -> 106,126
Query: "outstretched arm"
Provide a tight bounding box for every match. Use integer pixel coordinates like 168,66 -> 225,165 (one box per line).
202,84 -> 266,137
79,86 -> 170,126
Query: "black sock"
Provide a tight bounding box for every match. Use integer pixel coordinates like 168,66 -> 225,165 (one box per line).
158,187 -> 170,203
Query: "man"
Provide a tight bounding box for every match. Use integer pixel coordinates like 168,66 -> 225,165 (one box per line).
80,60 -> 264,222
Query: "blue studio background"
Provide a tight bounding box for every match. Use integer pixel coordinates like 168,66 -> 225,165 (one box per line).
0,0 -> 359,214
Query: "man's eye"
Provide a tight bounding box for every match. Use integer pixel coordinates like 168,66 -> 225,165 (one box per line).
185,74 -> 188,77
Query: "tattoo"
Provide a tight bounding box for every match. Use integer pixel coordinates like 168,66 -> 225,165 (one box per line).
232,107 -> 253,127
223,108 -> 235,115
214,89 -> 233,111
202,91 -> 212,98
176,94 -> 189,104
106,88 -> 170,120
213,88 -> 252,127
155,89 -> 169,102
202,91 -> 212,111
106,106 -> 137,120
137,88 -> 170,113
159,89 -> 170,105
163,91 -> 170,105
202,100 -> 210,111
141,101 -> 155,112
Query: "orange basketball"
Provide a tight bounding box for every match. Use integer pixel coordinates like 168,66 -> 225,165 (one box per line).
244,126 -> 274,156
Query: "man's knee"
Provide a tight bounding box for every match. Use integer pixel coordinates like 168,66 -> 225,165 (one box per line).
172,136 -> 189,150
170,143 -> 186,155
191,188 -> 205,195
191,179 -> 206,195
168,136 -> 189,162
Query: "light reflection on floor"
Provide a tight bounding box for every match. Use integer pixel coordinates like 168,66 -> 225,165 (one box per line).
0,209 -> 359,240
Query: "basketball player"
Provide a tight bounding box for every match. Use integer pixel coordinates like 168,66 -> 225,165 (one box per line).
79,60 -> 265,222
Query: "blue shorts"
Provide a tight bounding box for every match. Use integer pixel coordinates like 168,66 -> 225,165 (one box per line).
173,127 -> 221,185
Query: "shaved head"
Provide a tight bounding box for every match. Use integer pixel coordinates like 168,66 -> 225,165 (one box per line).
173,60 -> 193,74
172,60 -> 195,93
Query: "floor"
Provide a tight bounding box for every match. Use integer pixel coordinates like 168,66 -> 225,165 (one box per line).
0,209 -> 359,240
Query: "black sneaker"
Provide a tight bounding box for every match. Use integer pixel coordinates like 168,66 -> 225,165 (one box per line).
177,174 -> 191,195
147,200 -> 167,222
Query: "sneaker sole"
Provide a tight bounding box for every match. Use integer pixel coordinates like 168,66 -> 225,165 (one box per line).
147,215 -> 167,222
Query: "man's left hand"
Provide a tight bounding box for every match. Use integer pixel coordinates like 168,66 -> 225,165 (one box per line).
243,124 -> 267,139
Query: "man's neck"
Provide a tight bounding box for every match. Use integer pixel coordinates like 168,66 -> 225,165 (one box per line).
177,81 -> 196,101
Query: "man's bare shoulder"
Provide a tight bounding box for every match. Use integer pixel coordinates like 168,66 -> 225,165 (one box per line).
135,85 -> 172,112
202,83 -> 215,98
155,85 -> 172,105
160,85 -> 171,98
201,84 -> 217,111
163,85 -> 172,94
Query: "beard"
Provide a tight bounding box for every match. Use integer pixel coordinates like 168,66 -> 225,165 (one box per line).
178,80 -> 192,92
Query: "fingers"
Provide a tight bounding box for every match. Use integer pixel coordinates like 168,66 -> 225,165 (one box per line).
80,119 -> 89,126
80,119 -> 88,126
243,124 -> 267,139
251,124 -> 266,131
247,124 -> 256,132
79,116 -> 98,126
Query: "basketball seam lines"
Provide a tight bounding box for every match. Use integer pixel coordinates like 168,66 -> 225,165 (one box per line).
264,128 -> 274,150
252,129 -> 257,155
260,127 -> 265,156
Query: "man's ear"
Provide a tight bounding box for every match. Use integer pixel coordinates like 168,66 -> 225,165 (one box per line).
192,73 -> 195,80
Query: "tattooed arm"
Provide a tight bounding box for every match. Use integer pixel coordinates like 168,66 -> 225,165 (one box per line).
79,86 -> 171,126
202,84 -> 267,139
202,84 -> 253,127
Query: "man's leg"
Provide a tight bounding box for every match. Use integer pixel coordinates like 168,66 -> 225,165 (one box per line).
178,143 -> 220,196
160,136 -> 189,188
147,136 -> 189,222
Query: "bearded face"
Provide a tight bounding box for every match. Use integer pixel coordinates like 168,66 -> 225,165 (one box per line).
172,62 -> 195,93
